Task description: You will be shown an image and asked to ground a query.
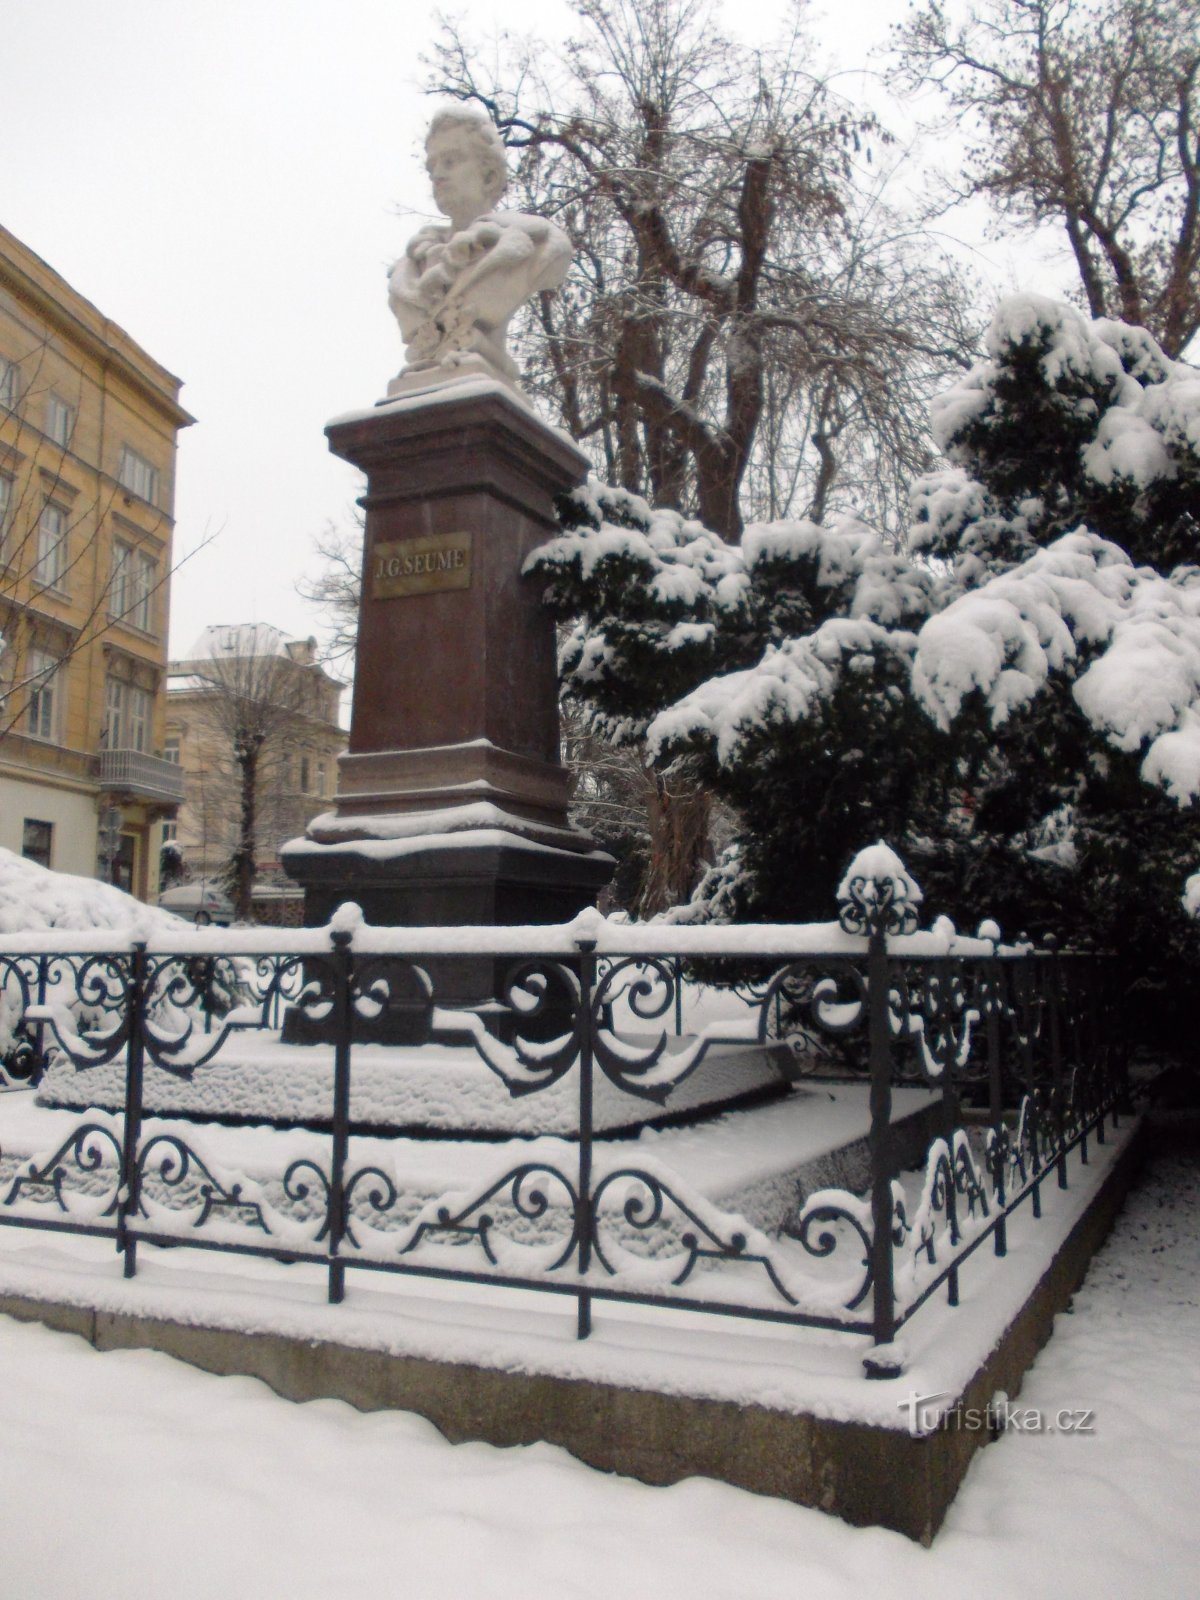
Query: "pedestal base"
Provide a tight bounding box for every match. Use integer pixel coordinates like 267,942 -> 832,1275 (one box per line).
282,829 -> 614,930
280,829 -> 615,1040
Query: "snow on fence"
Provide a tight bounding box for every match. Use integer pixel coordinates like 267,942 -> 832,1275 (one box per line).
0,848 -> 1125,1377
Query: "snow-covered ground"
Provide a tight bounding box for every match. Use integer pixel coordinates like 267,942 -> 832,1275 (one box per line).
0,1138 -> 1195,1599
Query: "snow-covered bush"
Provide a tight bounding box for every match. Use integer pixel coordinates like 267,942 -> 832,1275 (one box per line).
0,849 -> 248,1075
529,294 -> 1200,1048
0,848 -> 183,937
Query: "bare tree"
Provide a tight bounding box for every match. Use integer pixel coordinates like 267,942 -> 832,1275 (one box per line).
296,514 -> 364,671
428,0 -> 975,538
185,628 -> 335,921
893,0 -> 1200,357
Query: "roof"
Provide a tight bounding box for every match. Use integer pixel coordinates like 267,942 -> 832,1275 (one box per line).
184,623 -> 298,661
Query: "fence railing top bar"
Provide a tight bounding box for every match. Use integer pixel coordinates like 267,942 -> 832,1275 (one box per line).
0,909 -> 1034,963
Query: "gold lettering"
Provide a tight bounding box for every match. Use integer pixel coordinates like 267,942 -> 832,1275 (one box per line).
370,533 -> 474,600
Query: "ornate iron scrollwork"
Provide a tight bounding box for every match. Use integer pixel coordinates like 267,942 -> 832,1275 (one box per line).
590,1166 -> 799,1303
4,1121 -> 122,1215
136,1133 -> 270,1232
394,1161 -> 581,1269
794,1189 -> 876,1310
837,872 -> 919,938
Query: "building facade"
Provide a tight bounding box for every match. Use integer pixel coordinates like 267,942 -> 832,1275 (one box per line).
0,224 -> 191,898
166,625 -> 346,922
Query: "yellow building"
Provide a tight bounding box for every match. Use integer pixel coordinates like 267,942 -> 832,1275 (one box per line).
167,626 -> 346,923
0,224 -> 192,898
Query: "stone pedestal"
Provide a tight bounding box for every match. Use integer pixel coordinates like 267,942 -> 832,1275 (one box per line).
282,378 -> 613,940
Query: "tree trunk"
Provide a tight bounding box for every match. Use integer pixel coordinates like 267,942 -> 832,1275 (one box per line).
234,747 -> 259,923
635,767 -> 712,916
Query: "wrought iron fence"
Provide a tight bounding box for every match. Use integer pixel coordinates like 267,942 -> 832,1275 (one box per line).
0,865 -> 1125,1377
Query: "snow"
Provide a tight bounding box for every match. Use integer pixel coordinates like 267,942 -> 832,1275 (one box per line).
33,1022 -> 793,1134
1083,406 -> 1172,487
647,620 -> 917,768
331,373 -> 531,426
0,846 -> 185,938
0,1131 -> 1193,1596
180,620 -> 302,662
282,825 -> 611,865
741,513 -> 934,627
928,360 -> 993,455
835,843 -> 922,910
911,530 -> 1200,799
0,1097 -> 1133,1411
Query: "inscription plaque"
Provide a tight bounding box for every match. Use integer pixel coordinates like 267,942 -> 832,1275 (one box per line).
371,531 -> 472,599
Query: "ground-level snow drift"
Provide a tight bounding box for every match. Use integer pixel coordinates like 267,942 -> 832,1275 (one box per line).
0,1139 -> 1194,1599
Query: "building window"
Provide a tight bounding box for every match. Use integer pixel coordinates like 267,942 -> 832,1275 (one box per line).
36,502 -> 67,589
103,676 -> 151,753
0,358 -> 17,411
162,819 -> 178,843
164,733 -> 181,764
111,833 -> 135,894
111,539 -> 155,632
21,819 -> 53,869
45,393 -> 74,448
317,757 -> 328,795
25,650 -> 62,742
118,447 -> 159,505
299,754 -> 312,793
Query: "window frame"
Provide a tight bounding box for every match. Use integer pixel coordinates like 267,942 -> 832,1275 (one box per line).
21,818 -> 53,869
25,648 -> 63,742
35,501 -> 68,590
0,358 -> 17,412
103,675 -> 152,754
117,447 -> 159,506
45,393 -> 74,448
111,539 -> 156,633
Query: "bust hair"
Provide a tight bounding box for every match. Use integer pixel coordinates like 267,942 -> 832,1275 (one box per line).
425,107 -> 509,205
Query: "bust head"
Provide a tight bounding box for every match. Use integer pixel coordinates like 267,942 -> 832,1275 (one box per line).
425,107 -> 508,230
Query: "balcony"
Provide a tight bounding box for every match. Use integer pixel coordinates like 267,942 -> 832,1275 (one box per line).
92,748 -> 185,807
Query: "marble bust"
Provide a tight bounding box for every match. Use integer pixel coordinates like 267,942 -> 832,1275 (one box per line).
387,108 -> 571,392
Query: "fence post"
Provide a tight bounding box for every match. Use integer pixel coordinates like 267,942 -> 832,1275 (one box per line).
1068,963 -> 1088,1165
118,941 -> 148,1280
1088,967 -> 1105,1146
866,921 -> 897,1362
575,936 -> 597,1340
986,962 -> 1007,1257
327,928 -> 353,1305
31,954 -> 49,1086
1045,937 -> 1068,1189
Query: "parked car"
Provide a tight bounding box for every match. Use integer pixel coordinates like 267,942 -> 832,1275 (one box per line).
157,883 -> 235,926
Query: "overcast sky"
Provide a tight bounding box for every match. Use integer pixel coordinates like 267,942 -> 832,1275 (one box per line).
3,0 -> 1058,661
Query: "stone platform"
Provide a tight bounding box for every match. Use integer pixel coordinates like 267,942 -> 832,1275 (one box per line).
36,1029 -> 796,1138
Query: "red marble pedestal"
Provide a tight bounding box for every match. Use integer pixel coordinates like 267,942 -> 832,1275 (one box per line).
281,378 -> 613,934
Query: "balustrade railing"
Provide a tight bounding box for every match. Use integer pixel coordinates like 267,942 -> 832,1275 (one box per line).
0,859 -> 1126,1377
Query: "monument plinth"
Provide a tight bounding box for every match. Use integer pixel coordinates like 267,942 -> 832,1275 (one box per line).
282,105 -> 612,938
282,380 -> 612,929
